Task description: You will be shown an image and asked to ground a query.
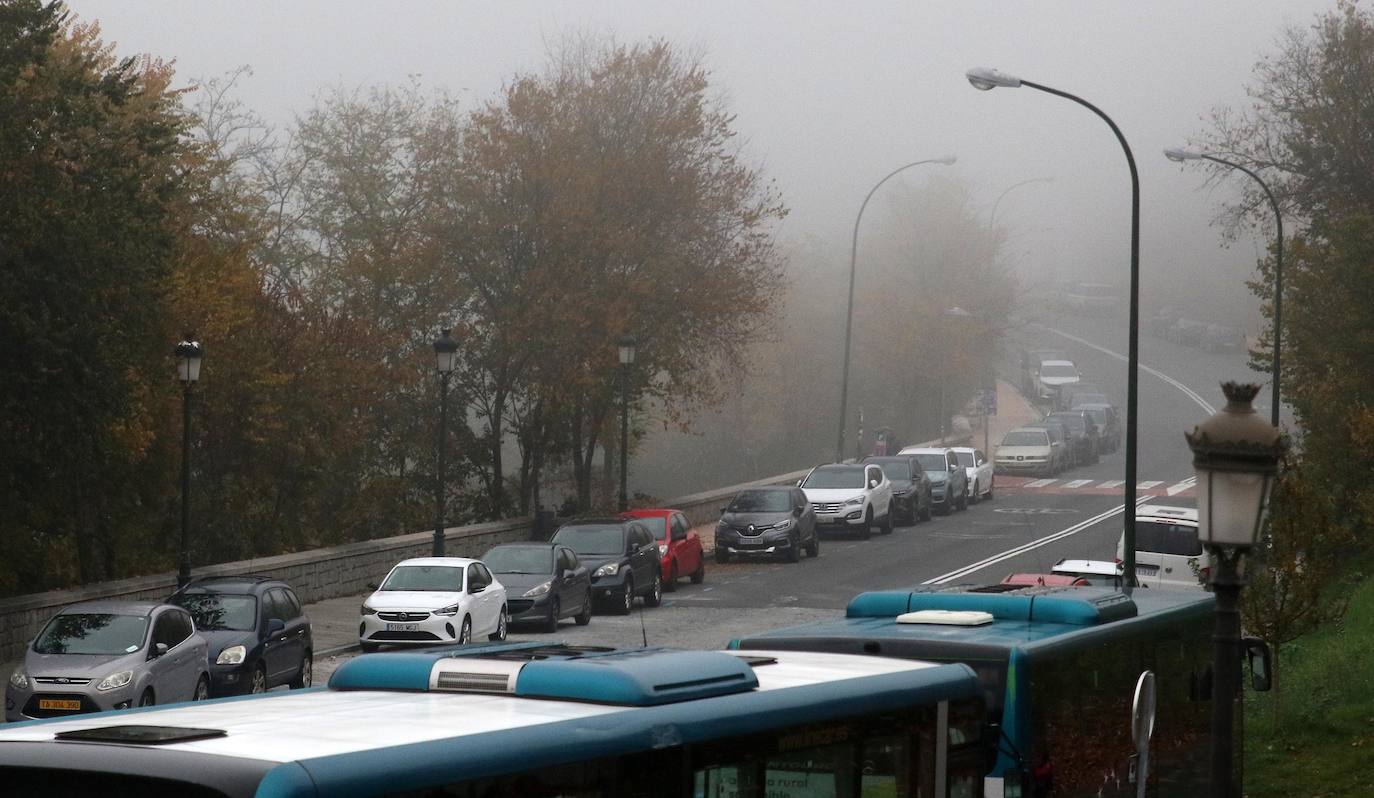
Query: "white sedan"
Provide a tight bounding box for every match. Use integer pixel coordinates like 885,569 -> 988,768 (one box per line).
951,447 -> 994,502
359,557 -> 507,651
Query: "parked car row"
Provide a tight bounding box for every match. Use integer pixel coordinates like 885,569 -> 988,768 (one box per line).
999,352 -> 1122,477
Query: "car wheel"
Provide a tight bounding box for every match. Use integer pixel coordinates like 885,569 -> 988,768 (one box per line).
958,488 -> 968,511
805,532 -> 820,558
618,578 -> 635,615
985,480 -> 994,501
859,508 -> 872,540
489,606 -> 508,641
969,480 -> 980,505
881,505 -> 894,534
250,663 -> 267,694
575,591 -> 593,625
690,559 -> 705,584
544,599 -> 561,633
459,616 -> 472,644
715,549 -> 730,564
785,533 -> 800,563
360,641 -> 380,653
193,676 -> 210,702
644,572 -> 663,607
665,564 -> 678,592
139,688 -> 155,707
290,652 -> 312,689
920,494 -> 933,521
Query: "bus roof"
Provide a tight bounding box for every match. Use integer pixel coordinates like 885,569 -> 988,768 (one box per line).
0,645 -> 981,795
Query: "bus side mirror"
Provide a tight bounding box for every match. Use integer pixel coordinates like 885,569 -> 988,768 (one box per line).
1244,636 -> 1272,692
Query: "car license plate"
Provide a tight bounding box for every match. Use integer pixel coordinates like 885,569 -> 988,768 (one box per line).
1136,564 -> 1160,575
38,698 -> 82,711
385,623 -> 419,632
736,539 -> 762,547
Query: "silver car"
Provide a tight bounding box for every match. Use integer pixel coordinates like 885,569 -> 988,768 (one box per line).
5,600 -> 210,722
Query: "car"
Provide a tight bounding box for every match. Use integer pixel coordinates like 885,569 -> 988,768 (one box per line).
1059,381 -> 1102,411
799,463 -> 894,538
623,508 -> 705,590
1051,558 -> 1133,589
897,447 -> 969,515
863,455 -> 933,523
1166,318 -> 1207,347
950,447 -> 994,503
715,486 -> 819,562
1076,403 -> 1122,453
1045,410 -> 1100,466
1116,504 -> 1211,590
1019,348 -> 1068,397
481,543 -> 593,632
1022,420 -> 1072,471
1000,573 -> 1090,587
168,576 -> 313,697
551,518 -> 662,614
1067,391 -> 1112,410
1201,324 -> 1244,353
6,600 -> 210,722
1034,359 -> 1081,404
1063,282 -> 1119,316
994,427 -> 1055,477
359,557 -> 508,650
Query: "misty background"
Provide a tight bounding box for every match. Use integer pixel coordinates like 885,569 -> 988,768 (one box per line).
77,0 -> 1328,499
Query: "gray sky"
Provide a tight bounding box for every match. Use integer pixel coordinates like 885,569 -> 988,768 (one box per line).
80,0 -> 1331,319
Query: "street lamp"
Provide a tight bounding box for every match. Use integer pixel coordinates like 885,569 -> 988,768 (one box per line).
617,335 -> 637,512
1165,147 -> 1285,427
967,66 -> 1143,585
1185,382 -> 1283,798
989,176 -> 1054,226
432,328 -> 459,556
835,155 -> 957,463
174,333 -> 203,588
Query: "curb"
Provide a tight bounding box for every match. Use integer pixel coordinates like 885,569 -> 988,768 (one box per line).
317,642 -> 361,658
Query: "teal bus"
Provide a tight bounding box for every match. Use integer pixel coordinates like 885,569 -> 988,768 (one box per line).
0,642 -> 990,797
733,586 -> 1268,797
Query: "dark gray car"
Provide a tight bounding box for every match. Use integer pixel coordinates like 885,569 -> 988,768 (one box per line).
551,519 -> 662,615
5,600 -> 209,722
483,543 -> 593,632
715,486 -> 819,563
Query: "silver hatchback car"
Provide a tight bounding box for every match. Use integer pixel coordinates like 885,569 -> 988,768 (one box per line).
5,600 -> 210,722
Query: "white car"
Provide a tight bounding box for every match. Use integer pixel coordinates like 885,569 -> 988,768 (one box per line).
1115,505 -> 1211,590
359,557 -> 508,651
1034,359 -> 1081,403
994,427 -> 1055,477
799,463 -> 894,539
951,447 -> 993,503
1052,559 -> 1128,588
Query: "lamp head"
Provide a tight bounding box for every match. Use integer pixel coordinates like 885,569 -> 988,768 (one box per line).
174,333 -> 202,384
433,328 -> 459,375
937,155 -> 958,166
1164,147 -> 1203,163
966,67 -> 1021,91
617,335 -> 638,366
1186,382 -> 1285,551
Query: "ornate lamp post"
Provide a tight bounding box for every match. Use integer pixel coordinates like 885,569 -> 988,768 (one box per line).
1186,382 -> 1284,798
967,66 -> 1143,584
432,328 -> 459,556
174,333 -> 203,588
617,335 -> 637,512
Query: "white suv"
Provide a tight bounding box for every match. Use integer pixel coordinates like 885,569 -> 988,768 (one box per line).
1115,505 -> 1210,590
799,463 -> 894,540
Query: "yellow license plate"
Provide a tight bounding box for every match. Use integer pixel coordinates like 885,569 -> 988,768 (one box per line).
38,698 -> 82,711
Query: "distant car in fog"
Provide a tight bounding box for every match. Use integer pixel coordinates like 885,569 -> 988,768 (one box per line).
1063,282 -> 1119,316
1166,318 -> 1207,347
950,447 -> 993,503
898,447 -> 968,514
1033,359 -> 1081,404
1076,403 -> 1121,454
1045,410 -> 1100,466
1201,324 -> 1245,353
863,455 -> 933,523
994,427 -> 1055,477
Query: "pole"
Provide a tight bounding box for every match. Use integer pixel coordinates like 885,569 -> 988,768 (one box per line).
619,365 -> 630,512
434,372 -> 449,556
1209,549 -> 1243,798
1021,79 -> 1141,586
178,383 -> 192,588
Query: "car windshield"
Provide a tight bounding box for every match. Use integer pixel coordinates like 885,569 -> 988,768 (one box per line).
868,460 -> 911,481
1049,414 -> 1085,432
1082,407 -> 1108,425
954,451 -> 974,467
1003,430 -> 1049,447
912,454 -> 947,472
380,565 -> 464,592
634,516 -> 669,540
1136,521 -> 1203,556
33,613 -> 149,655
1072,394 -> 1110,407
802,467 -> 864,489
483,547 -> 553,575
552,525 -> 626,555
1040,364 -> 1077,379
728,490 -> 792,513
173,593 -> 257,631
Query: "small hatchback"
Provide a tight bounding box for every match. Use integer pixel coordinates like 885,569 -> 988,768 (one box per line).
169,576 -> 313,696
6,600 -> 209,722
359,558 -> 508,650
482,543 -> 593,632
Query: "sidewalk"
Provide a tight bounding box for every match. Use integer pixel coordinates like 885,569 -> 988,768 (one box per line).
971,379 -> 1042,452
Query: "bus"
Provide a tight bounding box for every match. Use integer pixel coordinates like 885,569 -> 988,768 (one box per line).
731,585 -> 1265,797
0,642 -> 990,797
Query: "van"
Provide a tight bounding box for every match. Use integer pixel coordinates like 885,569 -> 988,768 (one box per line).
1115,504 -> 1210,590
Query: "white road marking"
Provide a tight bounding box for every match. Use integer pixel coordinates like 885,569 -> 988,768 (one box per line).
1024,478 -> 1058,488
1047,328 -> 1218,414
1138,480 -> 1164,489
1167,478 -> 1197,496
1098,480 -> 1125,489
1063,479 -> 1094,488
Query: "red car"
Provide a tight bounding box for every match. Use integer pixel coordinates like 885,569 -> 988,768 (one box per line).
622,509 -> 705,592
1000,573 -> 1090,588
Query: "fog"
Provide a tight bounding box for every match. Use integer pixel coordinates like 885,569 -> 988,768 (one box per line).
76,0 -> 1330,498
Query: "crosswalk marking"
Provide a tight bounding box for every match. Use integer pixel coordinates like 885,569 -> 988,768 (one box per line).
1138,480 -> 1164,489
1024,478 -> 1058,488
1166,479 -> 1196,496
1064,479 -> 1094,488
1098,480 -> 1125,489
993,476 -> 1194,497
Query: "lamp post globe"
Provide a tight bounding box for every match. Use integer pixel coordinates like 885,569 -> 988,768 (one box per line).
432,328 -> 459,555
617,335 -> 637,366
434,328 -> 458,374
174,333 -> 202,588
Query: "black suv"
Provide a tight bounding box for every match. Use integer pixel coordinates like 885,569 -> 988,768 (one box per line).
168,575 -> 313,696
551,519 -> 663,615
862,456 -> 932,524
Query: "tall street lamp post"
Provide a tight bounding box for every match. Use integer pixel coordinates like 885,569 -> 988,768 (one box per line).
967,66 -> 1143,584
1165,148 -> 1285,427
989,176 -> 1055,226
432,328 -> 458,556
174,333 -> 203,588
835,155 -> 957,463
617,336 -> 637,512
1186,382 -> 1284,797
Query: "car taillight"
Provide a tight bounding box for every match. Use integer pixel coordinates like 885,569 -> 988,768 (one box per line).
1114,558 -> 1122,565
1199,567 -> 1211,582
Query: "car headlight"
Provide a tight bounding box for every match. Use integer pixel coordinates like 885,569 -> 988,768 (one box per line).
594,562 -> 621,578
657,544 -> 668,556
523,581 -> 552,598
770,518 -> 793,530
216,645 -> 246,665
435,603 -> 461,616
844,496 -> 865,506
931,475 -> 948,484
96,670 -> 134,692
360,603 -> 377,616
8,667 -> 28,691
